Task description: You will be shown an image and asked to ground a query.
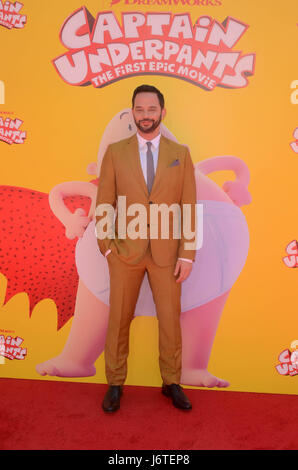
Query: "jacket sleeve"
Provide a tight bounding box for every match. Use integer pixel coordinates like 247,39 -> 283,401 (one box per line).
178,147 -> 197,262
95,145 -> 117,256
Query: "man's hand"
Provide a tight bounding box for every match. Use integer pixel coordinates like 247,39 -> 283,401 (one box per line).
174,259 -> 193,283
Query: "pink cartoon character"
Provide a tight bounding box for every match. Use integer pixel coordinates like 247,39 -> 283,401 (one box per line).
33,108 -> 251,388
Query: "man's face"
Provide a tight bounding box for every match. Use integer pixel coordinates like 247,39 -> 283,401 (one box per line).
132,92 -> 166,135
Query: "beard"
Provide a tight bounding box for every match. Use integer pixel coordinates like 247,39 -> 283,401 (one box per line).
133,112 -> 162,134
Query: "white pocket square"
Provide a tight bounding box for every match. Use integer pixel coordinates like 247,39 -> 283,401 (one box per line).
169,159 -> 180,167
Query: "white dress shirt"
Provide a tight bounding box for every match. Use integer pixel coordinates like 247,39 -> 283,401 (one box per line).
137,132 -> 161,182
105,132 -> 192,264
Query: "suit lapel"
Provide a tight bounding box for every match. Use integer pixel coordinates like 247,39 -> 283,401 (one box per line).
151,135 -> 173,196
127,133 -> 149,196
126,133 -> 174,198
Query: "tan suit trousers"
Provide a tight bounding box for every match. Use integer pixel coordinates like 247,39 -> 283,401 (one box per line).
105,242 -> 182,386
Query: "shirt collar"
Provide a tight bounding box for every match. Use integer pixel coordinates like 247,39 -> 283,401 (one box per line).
136,132 -> 161,150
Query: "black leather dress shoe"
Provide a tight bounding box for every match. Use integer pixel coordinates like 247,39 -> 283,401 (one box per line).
102,385 -> 123,412
162,384 -> 192,410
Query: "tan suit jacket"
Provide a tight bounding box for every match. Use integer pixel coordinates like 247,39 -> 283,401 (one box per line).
95,133 -> 197,267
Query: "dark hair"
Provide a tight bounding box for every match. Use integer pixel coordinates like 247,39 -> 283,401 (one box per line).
132,85 -> 165,109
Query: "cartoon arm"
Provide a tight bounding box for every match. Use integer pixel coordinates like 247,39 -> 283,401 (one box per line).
196,156 -> 252,207
49,181 -> 97,239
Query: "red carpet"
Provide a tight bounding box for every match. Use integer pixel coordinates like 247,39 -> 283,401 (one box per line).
0,378 -> 297,450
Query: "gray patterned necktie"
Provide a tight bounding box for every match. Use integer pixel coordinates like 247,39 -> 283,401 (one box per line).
146,141 -> 155,194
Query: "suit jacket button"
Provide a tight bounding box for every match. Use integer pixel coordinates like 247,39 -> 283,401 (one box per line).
147,224 -> 150,227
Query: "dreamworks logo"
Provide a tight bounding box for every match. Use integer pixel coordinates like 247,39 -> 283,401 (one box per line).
110,0 -> 222,5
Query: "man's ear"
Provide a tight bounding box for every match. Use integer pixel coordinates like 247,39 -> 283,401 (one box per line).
162,107 -> 167,120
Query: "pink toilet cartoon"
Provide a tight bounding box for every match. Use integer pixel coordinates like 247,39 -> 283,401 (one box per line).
35,108 -> 251,388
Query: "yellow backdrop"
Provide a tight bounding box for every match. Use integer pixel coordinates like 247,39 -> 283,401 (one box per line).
0,0 -> 298,395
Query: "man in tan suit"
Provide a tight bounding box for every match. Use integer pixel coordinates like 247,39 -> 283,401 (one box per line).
95,85 -> 197,412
